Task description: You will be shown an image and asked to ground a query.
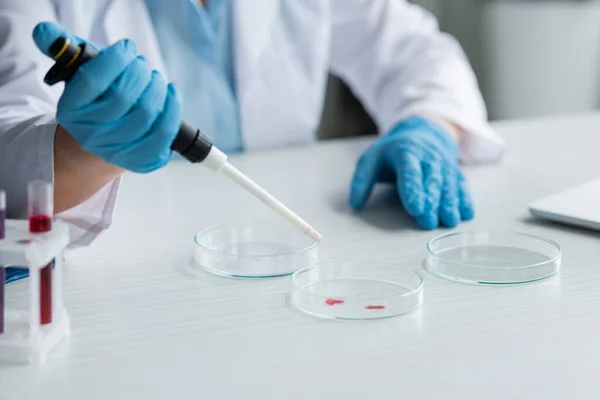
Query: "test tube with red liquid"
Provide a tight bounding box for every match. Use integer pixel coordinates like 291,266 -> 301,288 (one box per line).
28,180 -> 53,325
0,190 -> 5,334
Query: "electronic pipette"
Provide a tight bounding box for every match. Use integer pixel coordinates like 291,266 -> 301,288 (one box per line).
43,37 -> 322,242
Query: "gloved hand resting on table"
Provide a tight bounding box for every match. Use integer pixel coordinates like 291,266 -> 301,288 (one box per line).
32,22 -> 182,173
349,115 -> 474,230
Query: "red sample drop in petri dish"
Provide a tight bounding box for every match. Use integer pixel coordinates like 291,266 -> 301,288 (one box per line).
325,298 -> 344,306
365,305 -> 386,310
28,180 -> 53,325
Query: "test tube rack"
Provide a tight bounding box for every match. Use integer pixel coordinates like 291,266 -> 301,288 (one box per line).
0,219 -> 70,364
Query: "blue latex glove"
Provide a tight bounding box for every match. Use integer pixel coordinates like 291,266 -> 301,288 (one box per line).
32,22 -> 182,173
349,116 -> 474,230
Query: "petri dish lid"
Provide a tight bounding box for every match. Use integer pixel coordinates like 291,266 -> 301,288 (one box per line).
426,231 -> 561,285
290,261 -> 423,320
192,222 -> 318,278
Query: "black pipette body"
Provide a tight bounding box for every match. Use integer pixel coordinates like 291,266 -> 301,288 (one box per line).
44,37 -> 212,164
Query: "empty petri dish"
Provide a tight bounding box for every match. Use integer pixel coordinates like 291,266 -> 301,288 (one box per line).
193,222 -> 318,278
426,232 -> 561,284
290,261 -> 423,320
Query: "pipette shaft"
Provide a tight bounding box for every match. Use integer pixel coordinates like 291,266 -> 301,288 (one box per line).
220,163 -> 322,241
43,37 -> 322,242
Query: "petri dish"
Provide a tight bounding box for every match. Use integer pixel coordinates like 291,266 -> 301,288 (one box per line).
290,261 -> 423,320
426,232 -> 561,285
193,222 -> 318,278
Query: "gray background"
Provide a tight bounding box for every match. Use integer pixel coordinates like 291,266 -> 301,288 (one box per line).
318,0 -> 600,139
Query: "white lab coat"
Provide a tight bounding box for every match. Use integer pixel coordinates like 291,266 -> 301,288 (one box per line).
0,0 -> 503,245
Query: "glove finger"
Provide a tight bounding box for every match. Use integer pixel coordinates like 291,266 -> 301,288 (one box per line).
439,167 -> 460,228
391,148 -> 424,217
118,71 -> 169,140
416,159 -> 443,230
113,83 -> 182,173
349,144 -> 383,210
134,83 -> 183,172
83,70 -> 168,153
457,170 -> 475,221
32,22 -> 83,57
60,38 -> 138,110
77,56 -> 153,123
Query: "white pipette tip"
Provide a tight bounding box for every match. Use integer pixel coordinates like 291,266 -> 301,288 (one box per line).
218,162 -> 323,243
306,228 -> 323,242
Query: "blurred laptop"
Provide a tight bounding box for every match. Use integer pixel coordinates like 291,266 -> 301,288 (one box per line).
529,178 -> 600,231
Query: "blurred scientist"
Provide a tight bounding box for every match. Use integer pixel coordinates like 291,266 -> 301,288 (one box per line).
0,0 -> 503,246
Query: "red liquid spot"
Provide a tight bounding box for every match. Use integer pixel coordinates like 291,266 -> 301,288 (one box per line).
365,305 -> 386,310
29,215 -> 52,233
325,298 -> 344,306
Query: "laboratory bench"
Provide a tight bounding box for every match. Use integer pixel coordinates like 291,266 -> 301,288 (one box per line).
2,113 -> 600,399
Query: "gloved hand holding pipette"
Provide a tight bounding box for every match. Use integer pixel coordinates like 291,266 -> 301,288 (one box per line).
33,23 -> 181,173
349,116 -> 474,230
32,22 -> 322,242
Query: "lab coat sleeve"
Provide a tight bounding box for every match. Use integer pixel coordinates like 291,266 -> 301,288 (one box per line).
329,0 -> 504,164
0,0 -> 119,247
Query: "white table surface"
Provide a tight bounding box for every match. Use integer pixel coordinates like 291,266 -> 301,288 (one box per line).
2,113 -> 600,399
